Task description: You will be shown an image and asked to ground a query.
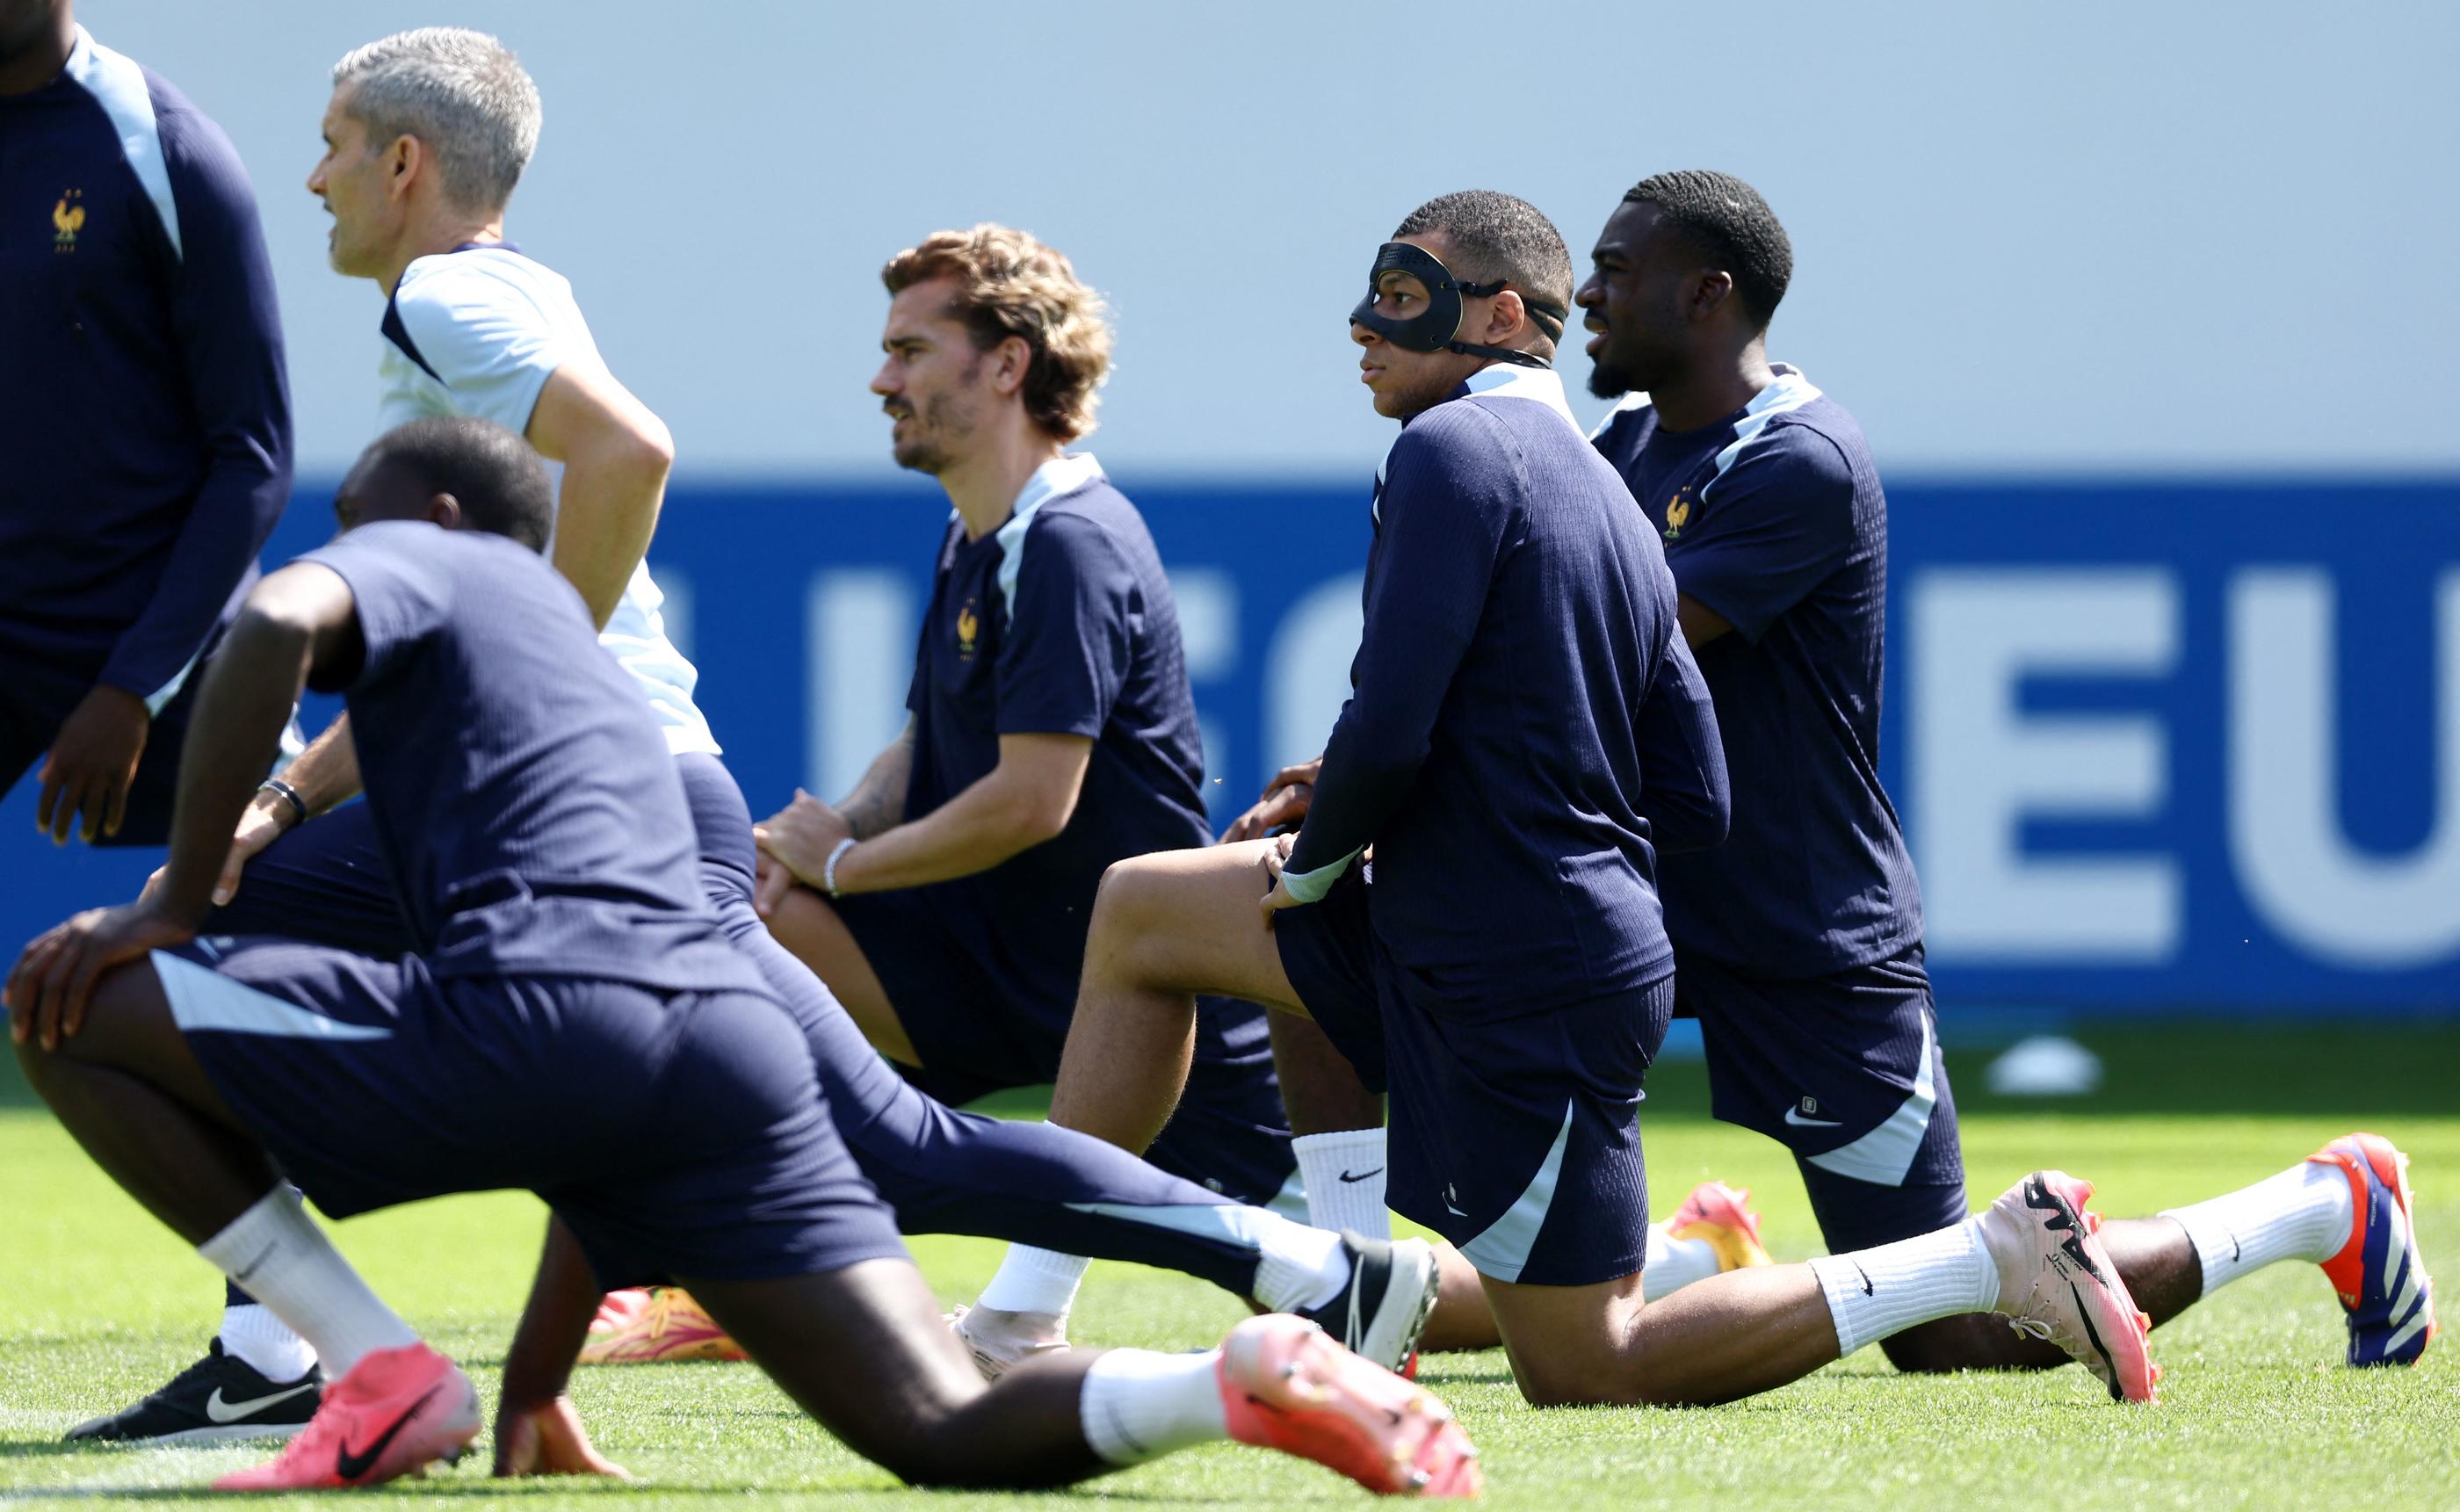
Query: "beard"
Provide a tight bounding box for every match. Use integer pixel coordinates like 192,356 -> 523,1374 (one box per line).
888,387 -> 977,474
1585,339 -> 1639,400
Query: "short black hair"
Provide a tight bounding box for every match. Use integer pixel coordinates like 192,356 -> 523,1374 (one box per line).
1624,170 -> 1793,331
1392,190 -> 1574,344
354,416 -> 554,551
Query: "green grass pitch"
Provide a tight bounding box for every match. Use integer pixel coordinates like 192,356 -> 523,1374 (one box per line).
3,1024 -> 2452,1509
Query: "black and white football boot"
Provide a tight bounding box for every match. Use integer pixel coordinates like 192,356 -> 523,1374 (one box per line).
1299,1232 -> 1440,1373
63,1338 -> 322,1445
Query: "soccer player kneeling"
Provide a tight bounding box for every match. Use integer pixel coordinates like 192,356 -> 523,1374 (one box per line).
985,191 -> 2162,1409
7,417 -> 1480,1496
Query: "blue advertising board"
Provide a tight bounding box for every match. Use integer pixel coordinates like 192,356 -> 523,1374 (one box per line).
4,474 -> 2453,1015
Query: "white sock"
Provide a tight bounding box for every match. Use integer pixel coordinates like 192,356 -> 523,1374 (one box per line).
1644,1220 -> 1722,1299
1294,1128 -> 1389,1241
197,1185 -> 418,1377
1248,1212 -> 1350,1313
217,1303 -> 317,1382
1808,1216 -> 2001,1356
1078,1349 -> 1227,1465
2162,1160 -> 2355,1293
978,1245 -> 1093,1319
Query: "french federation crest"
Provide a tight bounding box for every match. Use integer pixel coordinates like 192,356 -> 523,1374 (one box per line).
1664,488 -> 1693,541
955,600 -> 980,661
53,189 -> 84,250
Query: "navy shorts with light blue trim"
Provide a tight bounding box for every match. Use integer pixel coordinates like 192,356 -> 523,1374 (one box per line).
1678,941 -> 1970,1251
160,935 -> 908,1290
1276,865 -> 1673,1285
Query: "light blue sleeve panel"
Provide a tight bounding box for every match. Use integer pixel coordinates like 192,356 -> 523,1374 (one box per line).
389,261 -> 573,436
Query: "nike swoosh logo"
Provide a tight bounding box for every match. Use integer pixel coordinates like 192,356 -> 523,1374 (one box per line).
1337,1168 -> 1383,1183
207,1381 -> 318,1422
1783,1107 -> 1844,1128
1852,1262 -> 1874,1297
232,1241 -> 280,1285
2067,1279 -> 2122,1402
335,1383 -> 438,1480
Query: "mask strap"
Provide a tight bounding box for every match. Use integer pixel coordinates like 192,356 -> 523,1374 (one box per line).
1455,278 -> 1569,343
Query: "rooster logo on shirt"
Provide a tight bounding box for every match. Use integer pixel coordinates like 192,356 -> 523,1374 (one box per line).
53,190 -> 84,250
1663,488 -> 1693,541
955,600 -> 980,662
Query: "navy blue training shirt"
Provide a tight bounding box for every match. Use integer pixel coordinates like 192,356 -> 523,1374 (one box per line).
904,455 -> 1213,1026
0,27 -> 290,708
1591,366 -> 1923,978
1282,365 -> 1729,1019
300,523 -> 758,994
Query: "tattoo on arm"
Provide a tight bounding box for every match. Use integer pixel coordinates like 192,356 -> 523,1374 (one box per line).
836,720 -> 915,840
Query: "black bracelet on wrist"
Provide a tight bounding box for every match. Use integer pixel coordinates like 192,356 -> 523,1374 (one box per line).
259,777 -> 309,827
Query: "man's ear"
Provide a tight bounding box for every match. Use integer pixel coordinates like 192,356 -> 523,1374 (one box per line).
1685,269 -> 1736,323
386,134 -> 423,202
426,492 -> 465,532
988,334 -> 1033,397
1484,288 -> 1530,344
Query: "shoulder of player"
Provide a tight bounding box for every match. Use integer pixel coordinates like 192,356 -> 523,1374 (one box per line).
1017,485 -> 1151,568
143,73 -> 244,184
394,250 -> 565,323
1386,397 -> 1527,473
1387,397 -> 1589,509
1742,403 -> 1866,489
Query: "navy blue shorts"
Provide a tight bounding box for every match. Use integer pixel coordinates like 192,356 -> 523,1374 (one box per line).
1276,866 -> 1672,1286
833,884 -> 1298,1208
158,936 -> 908,1290
1678,942 -> 1969,1252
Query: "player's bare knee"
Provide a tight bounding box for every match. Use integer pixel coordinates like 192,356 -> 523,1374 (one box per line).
10,1031 -> 56,1094
1087,856 -> 1191,983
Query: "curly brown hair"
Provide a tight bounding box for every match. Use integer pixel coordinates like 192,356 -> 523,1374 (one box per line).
881,225 -> 1114,443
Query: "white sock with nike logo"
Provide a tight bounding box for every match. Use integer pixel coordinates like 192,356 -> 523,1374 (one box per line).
2160,1160 -> 2354,1294
1807,1217 -> 2001,1356
199,1184 -> 418,1378
1294,1128 -> 1389,1241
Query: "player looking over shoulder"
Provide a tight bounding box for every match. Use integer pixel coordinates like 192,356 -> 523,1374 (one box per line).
0,0 -> 291,854
8,418 -> 1480,1497
751,226 -> 1305,1367
975,189 -> 2169,1409
1579,170 -> 2430,1374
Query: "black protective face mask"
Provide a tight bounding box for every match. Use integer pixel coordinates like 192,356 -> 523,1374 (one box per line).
1349,242 -> 1568,370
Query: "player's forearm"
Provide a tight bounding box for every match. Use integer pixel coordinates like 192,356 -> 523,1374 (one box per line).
548,439 -> 669,631
829,770 -> 1059,893
834,721 -> 915,841
281,713 -> 365,814
98,462 -> 287,704
1281,703 -> 1428,891
498,1216 -> 597,1411
155,611 -> 317,922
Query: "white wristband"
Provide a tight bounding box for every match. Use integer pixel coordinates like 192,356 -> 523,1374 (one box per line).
822,836 -> 857,898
